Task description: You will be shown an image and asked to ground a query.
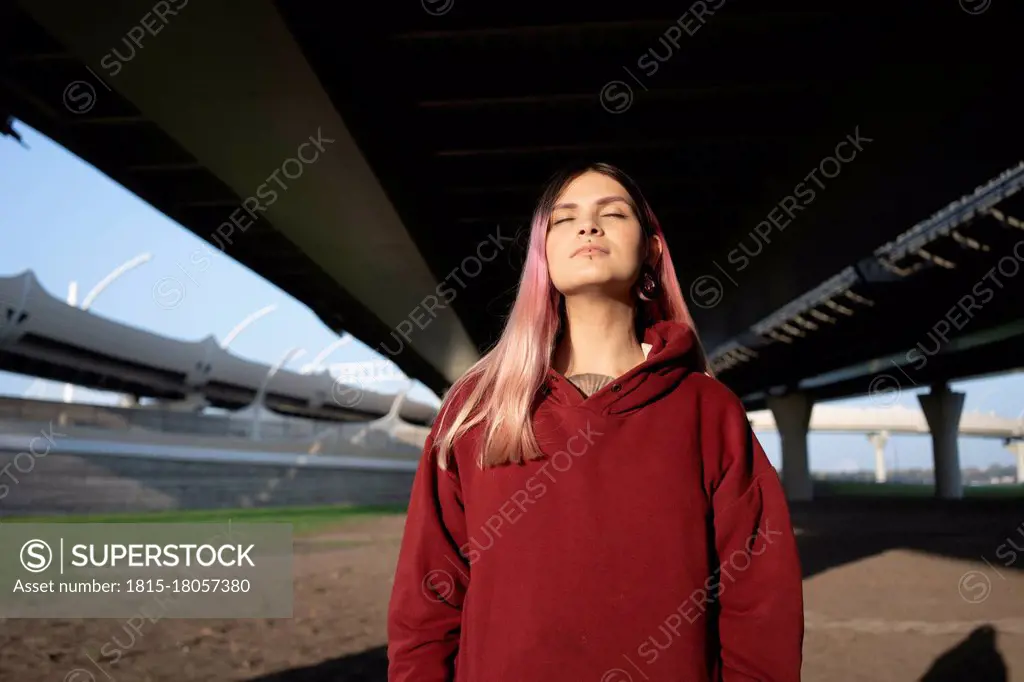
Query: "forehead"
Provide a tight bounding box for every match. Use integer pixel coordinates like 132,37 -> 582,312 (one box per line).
555,171 -> 629,204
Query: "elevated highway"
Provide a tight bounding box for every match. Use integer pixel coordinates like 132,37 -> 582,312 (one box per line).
715,164 -> 1024,410
3,0 -> 1022,400
749,403 -> 1024,485
749,404 -> 1024,440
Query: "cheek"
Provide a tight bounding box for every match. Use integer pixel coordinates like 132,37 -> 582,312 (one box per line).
546,229 -> 577,262
544,233 -> 556,262
606,225 -> 643,257
544,236 -> 557,272
617,225 -> 646,263
545,238 -> 568,283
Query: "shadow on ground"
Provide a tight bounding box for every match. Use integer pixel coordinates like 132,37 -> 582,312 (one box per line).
246,646 -> 388,682
921,625 -> 1007,682
790,497 -> 1024,579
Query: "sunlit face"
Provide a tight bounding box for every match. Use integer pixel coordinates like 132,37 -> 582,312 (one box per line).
545,171 -> 651,298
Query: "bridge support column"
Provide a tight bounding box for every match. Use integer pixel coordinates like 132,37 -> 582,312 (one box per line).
767,392 -> 814,502
867,430 -> 890,483
917,383 -> 965,499
1006,440 -> 1024,484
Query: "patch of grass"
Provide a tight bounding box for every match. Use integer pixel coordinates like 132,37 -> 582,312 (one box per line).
0,503 -> 408,536
963,484 -> 1024,498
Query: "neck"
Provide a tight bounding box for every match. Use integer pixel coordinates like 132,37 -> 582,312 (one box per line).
554,293 -> 644,377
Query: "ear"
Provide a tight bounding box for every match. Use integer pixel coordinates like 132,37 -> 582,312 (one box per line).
646,234 -> 663,268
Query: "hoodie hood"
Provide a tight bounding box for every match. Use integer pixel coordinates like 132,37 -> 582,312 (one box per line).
540,319 -> 702,416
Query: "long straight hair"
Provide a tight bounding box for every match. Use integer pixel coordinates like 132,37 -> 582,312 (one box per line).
433,162 -> 711,469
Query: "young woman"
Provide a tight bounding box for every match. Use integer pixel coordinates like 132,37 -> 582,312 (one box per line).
387,162 -> 804,682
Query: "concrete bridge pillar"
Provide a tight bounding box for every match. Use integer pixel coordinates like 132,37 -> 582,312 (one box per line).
1005,440 -> 1024,484
867,430 -> 890,483
767,392 -> 814,502
917,383 -> 965,499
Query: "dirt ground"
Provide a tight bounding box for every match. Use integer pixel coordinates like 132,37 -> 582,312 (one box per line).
2,500 -> 1022,682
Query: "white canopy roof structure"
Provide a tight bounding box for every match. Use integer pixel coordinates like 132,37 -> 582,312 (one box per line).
0,271 -> 438,424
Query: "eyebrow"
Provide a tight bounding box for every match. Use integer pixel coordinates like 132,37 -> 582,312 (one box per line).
552,195 -> 631,211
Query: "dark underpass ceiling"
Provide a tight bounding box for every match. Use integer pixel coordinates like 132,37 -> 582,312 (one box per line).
275,0 -> 1023,344
721,179 -> 1024,409
2,0 -> 1022,399
279,0 -> 1024,399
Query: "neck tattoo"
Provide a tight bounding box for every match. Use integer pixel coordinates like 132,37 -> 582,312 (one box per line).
566,373 -> 615,397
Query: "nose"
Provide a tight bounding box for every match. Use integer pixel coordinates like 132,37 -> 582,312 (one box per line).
577,221 -> 602,236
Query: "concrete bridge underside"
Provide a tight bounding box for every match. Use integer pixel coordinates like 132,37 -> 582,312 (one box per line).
4,0 -> 481,395
2,0 -> 1022,404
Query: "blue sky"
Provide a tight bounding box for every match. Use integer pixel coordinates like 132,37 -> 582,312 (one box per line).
1,120 -> 1021,473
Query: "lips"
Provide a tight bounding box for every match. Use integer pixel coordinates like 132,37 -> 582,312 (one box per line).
572,245 -> 609,257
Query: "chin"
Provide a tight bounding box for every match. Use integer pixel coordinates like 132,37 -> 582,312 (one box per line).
558,276 -> 631,298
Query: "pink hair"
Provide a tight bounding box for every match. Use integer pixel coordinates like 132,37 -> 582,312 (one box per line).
433,163 -> 712,470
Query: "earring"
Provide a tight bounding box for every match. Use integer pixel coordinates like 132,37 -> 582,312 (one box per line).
637,265 -> 661,301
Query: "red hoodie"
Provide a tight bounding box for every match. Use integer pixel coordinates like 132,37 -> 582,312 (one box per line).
387,320 -> 804,682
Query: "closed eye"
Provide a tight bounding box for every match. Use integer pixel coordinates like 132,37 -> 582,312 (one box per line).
602,213 -> 626,219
